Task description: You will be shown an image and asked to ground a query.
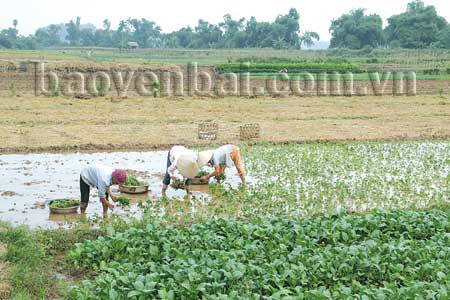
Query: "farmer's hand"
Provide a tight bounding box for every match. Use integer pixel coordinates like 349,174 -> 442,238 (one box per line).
101,198 -> 115,210
106,201 -> 115,209
110,195 -> 118,202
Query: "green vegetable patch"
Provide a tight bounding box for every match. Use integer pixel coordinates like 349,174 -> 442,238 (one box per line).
69,208 -> 450,299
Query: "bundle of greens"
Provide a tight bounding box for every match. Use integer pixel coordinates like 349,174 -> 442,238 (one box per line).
195,171 -> 209,177
214,173 -> 226,182
195,170 -> 226,182
49,199 -> 80,208
125,176 -> 145,186
170,179 -> 185,190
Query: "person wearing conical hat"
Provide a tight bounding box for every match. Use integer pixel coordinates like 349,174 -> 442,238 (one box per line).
80,164 -> 127,217
162,145 -> 199,198
197,144 -> 246,185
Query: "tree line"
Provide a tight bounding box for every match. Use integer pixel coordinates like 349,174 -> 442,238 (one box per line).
1,1 -> 449,50
0,9 -> 318,50
329,0 -> 450,49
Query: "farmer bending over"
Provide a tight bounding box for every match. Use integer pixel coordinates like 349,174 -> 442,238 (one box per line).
197,144 -> 246,185
162,145 -> 199,199
80,164 -> 127,217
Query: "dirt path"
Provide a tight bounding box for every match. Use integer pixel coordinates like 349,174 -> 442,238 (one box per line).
0,95 -> 449,154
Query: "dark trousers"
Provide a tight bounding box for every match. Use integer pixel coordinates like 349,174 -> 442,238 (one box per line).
80,176 -> 109,209
162,151 -> 192,186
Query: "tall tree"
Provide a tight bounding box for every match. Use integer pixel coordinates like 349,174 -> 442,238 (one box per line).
80,28 -> 95,46
436,25 -> 450,48
167,26 -> 194,48
302,31 -> 321,48
35,24 -> 64,47
274,8 -> 302,48
219,14 -> 245,48
65,17 -> 81,46
0,20 -> 20,48
384,0 -> 447,48
127,18 -> 162,48
114,20 -> 131,48
329,9 -> 383,49
12,19 -> 18,38
188,19 -> 222,48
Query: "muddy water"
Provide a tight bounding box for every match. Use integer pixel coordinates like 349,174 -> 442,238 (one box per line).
0,151 -> 245,228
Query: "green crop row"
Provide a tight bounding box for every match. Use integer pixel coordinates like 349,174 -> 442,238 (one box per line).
216,63 -> 363,74
69,209 -> 449,299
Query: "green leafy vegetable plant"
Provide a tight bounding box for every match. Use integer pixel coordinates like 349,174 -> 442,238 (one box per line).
115,196 -> 131,207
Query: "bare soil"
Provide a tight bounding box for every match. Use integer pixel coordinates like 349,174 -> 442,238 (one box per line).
0,95 -> 449,153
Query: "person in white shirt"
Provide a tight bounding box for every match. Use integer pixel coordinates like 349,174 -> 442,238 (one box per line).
162,145 -> 199,198
197,144 -> 246,185
80,164 -> 127,216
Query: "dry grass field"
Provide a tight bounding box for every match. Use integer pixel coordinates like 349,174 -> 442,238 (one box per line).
0,94 -> 449,153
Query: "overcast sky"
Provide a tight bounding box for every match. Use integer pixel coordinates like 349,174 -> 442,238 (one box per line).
2,0 -> 450,41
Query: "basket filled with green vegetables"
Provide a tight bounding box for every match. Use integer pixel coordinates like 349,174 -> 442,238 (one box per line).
48,199 -> 80,214
119,176 -> 149,194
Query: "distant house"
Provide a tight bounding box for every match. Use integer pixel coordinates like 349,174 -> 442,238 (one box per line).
127,42 -> 139,49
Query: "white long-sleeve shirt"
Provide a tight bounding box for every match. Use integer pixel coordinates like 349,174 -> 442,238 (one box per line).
167,146 -> 196,178
80,163 -> 113,198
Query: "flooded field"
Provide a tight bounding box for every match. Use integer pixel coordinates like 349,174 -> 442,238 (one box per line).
0,151 -> 245,228
1,141 -> 448,228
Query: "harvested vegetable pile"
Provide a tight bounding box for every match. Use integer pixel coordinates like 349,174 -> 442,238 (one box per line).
125,176 -> 145,186
49,199 -> 80,208
195,171 -> 209,177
